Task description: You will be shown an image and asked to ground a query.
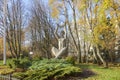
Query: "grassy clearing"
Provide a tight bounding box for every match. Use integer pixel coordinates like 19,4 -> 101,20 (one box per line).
79,64 -> 120,80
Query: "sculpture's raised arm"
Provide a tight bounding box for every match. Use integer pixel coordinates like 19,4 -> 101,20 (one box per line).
54,25 -> 59,40
52,23 -> 68,59
64,28 -> 66,39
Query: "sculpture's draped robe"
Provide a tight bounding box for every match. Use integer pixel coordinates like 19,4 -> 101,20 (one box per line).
52,38 -> 67,58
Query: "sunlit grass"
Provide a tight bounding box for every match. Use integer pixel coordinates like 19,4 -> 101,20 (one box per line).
79,64 -> 120,80
0,60 -> 3,65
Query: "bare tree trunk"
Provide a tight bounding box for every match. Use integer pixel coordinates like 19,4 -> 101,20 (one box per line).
5,0 -> 24,59
96,45 -> 108,68
92,47 -> 98,64
64,0 -> 78,56
67,0 -> 81,63
28,0 -> 55,58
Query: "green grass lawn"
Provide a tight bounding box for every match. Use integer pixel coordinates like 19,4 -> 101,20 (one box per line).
79,64 -> 120,80
0,60 -> 3,65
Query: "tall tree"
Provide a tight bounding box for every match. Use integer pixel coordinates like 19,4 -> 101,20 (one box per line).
4,0 -> 25,59
28,0 -> 55,58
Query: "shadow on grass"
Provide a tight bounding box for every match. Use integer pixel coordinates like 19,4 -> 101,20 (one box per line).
79,69 -> 96,78
59,69 -> 96,80
58,64 -> 97,80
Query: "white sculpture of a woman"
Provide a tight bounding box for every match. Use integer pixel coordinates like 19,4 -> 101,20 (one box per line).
51,26 -> 67,58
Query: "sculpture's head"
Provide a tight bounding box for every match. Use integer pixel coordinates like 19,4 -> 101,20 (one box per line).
60,30 -> 65,38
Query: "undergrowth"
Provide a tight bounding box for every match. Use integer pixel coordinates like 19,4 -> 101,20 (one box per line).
13,59 -> 81,80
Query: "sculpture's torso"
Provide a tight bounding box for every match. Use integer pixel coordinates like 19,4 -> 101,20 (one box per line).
58,38 -> 66,50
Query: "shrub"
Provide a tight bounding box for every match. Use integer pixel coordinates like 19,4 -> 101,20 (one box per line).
65,56 -> 76,65
21,47 -> 29,58
0,66 -> 14,75
12,72 -> 27,79
13,59 -> 81,80
8,59 -> 21,69
20,57 -> 31,69
32,53 -> 43,61
8,57 -> 31,69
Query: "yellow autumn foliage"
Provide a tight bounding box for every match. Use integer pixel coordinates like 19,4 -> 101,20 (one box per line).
51,7 -> 59,18
0,38 -> 3,54
49,0 -> 63,18
76,0 -> 87,11
49,0 -> 55,5
94,24 -> 117,49
103,0 -> 113,9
